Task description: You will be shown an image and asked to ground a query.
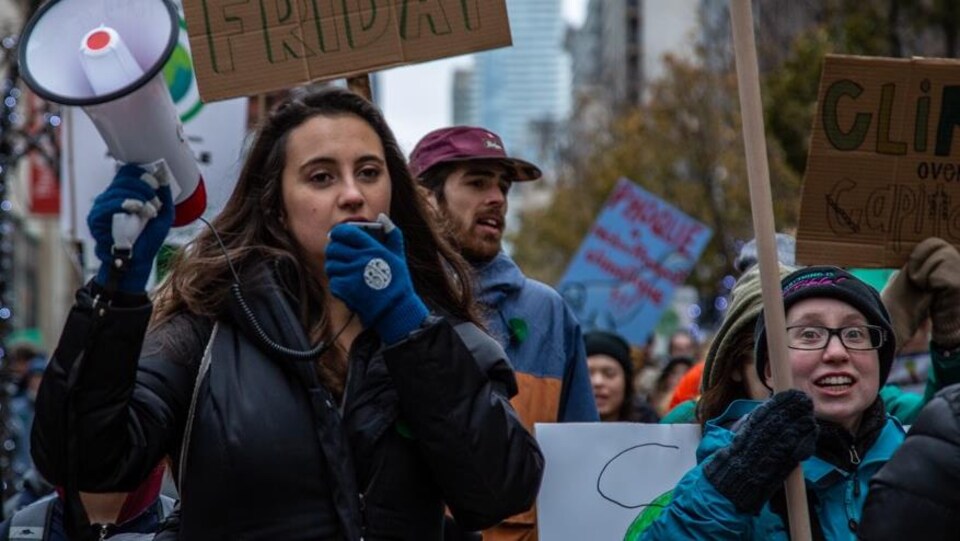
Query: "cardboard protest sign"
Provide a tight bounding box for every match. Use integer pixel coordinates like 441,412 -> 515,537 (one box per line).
797,54 -> 960,267
536,423 -> 701,540
183,0 -> 511,102
556,179 -> 712,345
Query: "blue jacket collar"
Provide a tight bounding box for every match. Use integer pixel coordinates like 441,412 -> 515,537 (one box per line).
803,416 -> 905,483
698,399 -> 762,462
474,252 -> 525,307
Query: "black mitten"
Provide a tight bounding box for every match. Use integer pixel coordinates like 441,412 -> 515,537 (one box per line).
704,389 -> 819,515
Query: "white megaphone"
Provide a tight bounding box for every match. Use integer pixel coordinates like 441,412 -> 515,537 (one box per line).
19,0 -> 205,227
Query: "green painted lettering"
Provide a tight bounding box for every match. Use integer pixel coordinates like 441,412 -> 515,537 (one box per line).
823,79 -> 871,151
342,0 -> 391,49
260,0 -> 316,63
936,85 -> 960,156
460,0 -> 480,30
877,83 -> 907,155
400,0 -> 452,40
302,0 -> 342,53
915,79 -> 931,152
199,0 -> 248,74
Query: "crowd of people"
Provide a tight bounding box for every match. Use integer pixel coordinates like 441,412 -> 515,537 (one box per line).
0,87 -> 958,540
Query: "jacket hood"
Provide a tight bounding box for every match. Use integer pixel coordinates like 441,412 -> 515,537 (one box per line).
473,252 -> 525,307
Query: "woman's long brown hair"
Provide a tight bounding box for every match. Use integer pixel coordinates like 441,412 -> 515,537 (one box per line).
151,88 -> 479,352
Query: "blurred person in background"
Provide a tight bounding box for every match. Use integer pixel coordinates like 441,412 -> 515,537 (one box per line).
666,330 -> 698,361
632,335 -> 659,406
585,330 -> 658,423
666,357 -> 706,414
5,345 -> 40,388
649,356 -> 694,417
9,357 -> 46,481
411,126 -> 596,541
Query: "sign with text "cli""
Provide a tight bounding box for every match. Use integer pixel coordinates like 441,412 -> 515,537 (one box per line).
798,54 -> 960,267
183,0 -> 511,102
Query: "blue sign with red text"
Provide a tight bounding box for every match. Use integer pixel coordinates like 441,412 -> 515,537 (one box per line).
557,178 -> 713,345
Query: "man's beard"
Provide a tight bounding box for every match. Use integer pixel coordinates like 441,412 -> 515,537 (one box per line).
459,233 -> 500,263
439,210 -> 501,264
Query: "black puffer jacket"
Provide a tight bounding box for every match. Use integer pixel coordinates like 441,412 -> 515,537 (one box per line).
32,264 -> 544,540
860,383 -> 960,540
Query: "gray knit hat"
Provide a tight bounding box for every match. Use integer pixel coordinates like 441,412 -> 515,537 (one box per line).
701,263 -> 796,392
734,234 -> 796,275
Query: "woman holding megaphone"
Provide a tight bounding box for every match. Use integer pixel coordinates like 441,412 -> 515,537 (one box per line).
30,88 -> 544,540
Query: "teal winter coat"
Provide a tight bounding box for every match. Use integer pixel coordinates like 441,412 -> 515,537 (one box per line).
642,399 -> 905,540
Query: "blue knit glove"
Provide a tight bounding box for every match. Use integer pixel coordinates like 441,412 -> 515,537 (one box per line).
87,164 -> 174,292
325,215 -> 428,344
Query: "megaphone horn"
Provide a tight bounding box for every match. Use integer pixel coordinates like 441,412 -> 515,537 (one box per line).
19,0 -> 205,227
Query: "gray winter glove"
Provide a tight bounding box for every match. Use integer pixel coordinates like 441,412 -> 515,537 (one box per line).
904,238 -> 960,348
704,389 -> 819,515
882,266 -> 932,353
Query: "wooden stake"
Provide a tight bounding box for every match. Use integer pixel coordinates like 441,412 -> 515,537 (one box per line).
347,74 -> 373,101
728,1 -> 812,539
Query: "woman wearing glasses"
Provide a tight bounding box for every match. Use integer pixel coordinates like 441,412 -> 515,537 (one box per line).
642,266 -> 908,540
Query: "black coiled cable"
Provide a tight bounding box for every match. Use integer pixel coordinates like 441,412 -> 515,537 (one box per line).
198,217 -> 352,362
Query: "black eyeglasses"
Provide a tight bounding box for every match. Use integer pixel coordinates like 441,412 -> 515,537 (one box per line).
785,325 -> 886,351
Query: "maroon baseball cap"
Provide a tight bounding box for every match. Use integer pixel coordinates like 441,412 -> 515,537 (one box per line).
409,126 -> 542,182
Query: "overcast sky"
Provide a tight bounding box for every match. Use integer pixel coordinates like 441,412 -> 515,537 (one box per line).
379,0 -> 587,155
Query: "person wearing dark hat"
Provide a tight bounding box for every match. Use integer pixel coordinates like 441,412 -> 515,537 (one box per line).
411,127 -> 597,541
643,266 -> 909,540
662,238 -> 960,427
585,331 -> 658,423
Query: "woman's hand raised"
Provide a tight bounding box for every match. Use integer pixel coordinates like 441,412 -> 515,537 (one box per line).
325,214 -> 428,345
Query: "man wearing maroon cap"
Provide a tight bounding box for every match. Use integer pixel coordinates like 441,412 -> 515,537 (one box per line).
411,126 -> 598,541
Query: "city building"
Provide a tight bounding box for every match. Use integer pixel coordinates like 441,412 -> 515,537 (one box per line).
568,0 -> 699,113
451,67 -> 478,126
472,0 -> 570,168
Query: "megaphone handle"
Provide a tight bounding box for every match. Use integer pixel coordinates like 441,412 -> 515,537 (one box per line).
103,213 -> 146,292
111,212 -> 146,251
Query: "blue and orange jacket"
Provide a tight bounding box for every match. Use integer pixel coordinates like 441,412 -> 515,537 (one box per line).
474,252 -> 598,541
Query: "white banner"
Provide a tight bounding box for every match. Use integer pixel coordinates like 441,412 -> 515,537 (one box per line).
536,423 -> 701,540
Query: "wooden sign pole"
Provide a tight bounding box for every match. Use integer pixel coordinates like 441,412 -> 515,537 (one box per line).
347,74 -> 373,101
728,1 -> 812,539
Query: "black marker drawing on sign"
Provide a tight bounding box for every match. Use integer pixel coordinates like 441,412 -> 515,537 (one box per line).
596,443 -> 680,510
